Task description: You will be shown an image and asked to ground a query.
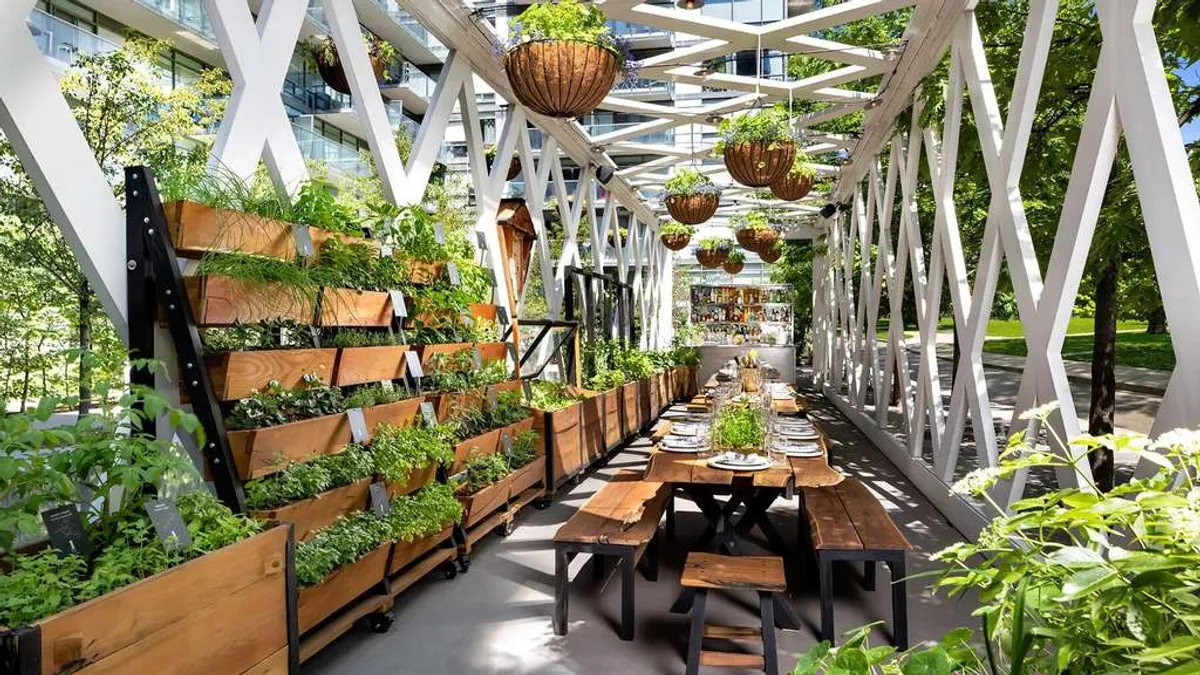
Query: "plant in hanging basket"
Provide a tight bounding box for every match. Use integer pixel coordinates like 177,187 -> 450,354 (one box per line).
769,150 -> 817,201
663,168 -> 721,225
732,210 -> 780,253
485,144 -> 522,180
659,221 -> 696,250
722,249 -> 746,275
758,239 -> 783,263
503,0 -> 630,118
301,34 -> 398,96
695,236 -> 732,269
715,106 -> 797,187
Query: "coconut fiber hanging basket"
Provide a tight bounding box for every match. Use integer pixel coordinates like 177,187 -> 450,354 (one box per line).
770,171 -> 814,202
664,193 -> 719,225
723,141 -> 796,188
695,247 -> 729,269
504,41 -> 619,118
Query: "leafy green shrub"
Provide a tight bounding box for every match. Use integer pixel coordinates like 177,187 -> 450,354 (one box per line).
445,390 -> 530,442
616,347 -> 654,380
300,34 -> 398,72
290,180 -> 361,235
294,483 -> 462,587
311,236 -> 404,291
731,210 -> 772,232
202,320 -> 310,353
243,444 -> 376,510
791,625 -> 981,675
664,168 -> 721,197
785,150 -> 816,179
327,328 -> 402,348
725,250 -> 746,264
370,423 -> 453,483
530,380 -> 584,411
195,251 -> 319,315
671,346 -> 700,366
425,350 -> 511,393
225,374 -> 345,431
463,452 -> 511,494
660,221 -> 697,236
697,236 -> 733,252
343,382 -> 412,409
714,106 -> 795,153
507,430 -> 540,470
507,0 -> 629,73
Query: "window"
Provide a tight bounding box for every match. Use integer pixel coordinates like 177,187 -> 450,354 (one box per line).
36,0 -> 97,33
155,49 -> 206,90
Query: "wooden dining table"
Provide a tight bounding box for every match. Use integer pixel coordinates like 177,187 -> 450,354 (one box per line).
643,411 -> 843,629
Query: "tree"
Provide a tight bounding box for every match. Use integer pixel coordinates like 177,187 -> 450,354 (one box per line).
0,37 -> 228,411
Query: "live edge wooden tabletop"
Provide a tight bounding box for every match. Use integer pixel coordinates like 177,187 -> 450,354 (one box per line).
644,420 -> 843,489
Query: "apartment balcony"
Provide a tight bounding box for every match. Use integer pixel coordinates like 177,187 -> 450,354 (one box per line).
353,0 -> 447,67
611,77 -> 675,101
27,8 -> 118,66
607,19 -> 671,49
292,121 -> 373,178
380,63 -> 435,116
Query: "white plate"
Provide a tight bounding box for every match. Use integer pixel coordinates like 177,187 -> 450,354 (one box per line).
707,453 -> 774,471
781,431 -> 821,441
671,424 -> 701,436
663,435 -> 704,449
773,442 -> 823,458
659,444 -> 702,453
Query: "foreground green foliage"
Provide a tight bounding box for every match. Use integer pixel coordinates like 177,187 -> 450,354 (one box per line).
225,374 -> 345,431
664,168 -> 721,197
243,444 -> 376,511
714,106 -> 796,153
507,0 -> 628,72
371,423 -> 454,484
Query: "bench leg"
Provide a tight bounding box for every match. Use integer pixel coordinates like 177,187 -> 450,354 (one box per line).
863,561 -> 876,591
818,553 -> 834,645
759,592 -> 779,675
641,536 -> 659,582
665,491 -> 676,542
554,547 -> 570,636
620,550 -> 636,641
888,556 -> 908,650
685,589 -> 708,675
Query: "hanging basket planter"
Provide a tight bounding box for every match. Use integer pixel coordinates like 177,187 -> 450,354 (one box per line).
732,210 -> 779,253
486,148 -> 522,181
695,238 -> 732,269
770,170 -> 814,201
723,141 -> 796,188
664,193 -> 719,225
758,242 -> 783,263
722,259 -> 744,274
307,35 -> 394,96
659,222 -> 696,251
504,40 -> 620,118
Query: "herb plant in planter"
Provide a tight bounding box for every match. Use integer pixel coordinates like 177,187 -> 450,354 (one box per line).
695,236 -> 733,269
732,210 -> 779,253
663,168 -> 721,225
302,33 -> 398,96
659,221 -> 697,251
769,150 -> 817,201
722,249 -> 746,275
715,106 -> 797,187
712,405 -> 764,454
504,0 -> 629,118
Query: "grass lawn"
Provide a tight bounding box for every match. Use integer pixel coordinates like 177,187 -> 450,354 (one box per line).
983,332 -> 1175,371
936,317 -> 1147,337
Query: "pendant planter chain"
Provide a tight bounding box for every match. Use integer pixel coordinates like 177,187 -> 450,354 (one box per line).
503,1 -> 626,118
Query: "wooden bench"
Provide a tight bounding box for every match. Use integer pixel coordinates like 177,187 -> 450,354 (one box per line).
681,553 -> 786,675
800,477 -> 912,649
553,470 -> 669,641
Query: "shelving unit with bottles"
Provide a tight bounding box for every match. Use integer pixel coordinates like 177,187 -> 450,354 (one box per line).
689,284 -> 794,346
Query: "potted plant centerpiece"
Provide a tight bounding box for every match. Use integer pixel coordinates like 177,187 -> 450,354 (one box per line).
695,236 -> 732,269
712,398 -> 765,456
663,167 -> 720,224
732,210 -> 779,253
722,249 -> 746,275
504,0 -> 629,118
716,106 -> 797,187
659,221 -> 696,251
769,150 -> 817,201
304,34 -> 398,96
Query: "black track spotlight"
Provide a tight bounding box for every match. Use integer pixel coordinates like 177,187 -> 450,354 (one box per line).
596,165 -> 615,185
819,203 -> 837,219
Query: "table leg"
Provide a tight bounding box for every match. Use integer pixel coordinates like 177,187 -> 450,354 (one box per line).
733,489 -> 789,554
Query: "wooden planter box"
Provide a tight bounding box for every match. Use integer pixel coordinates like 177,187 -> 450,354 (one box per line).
458,477 -> 512,529
1,525 -> 292,675
636,378 -> 653,429
658,372 -> 671,413
532,405 -> 582,485
298,544 -> 390,634
251,479 -> 370,542
319,288 -> 392,328
186,276 -> 314,327
361,397 -> 423,438
476,341 -> 509,364
386,463 -> 438,498
206,348 -> 337,402
408,261 -> 444,284
683,366 -> 699,398
468,303 -> 497,322
309,229 -> 377,255
508,455 -> 545,498
333,345 -> 408,386
228,413 -> 351,480
579,393 -> 605,463
602,387 -> 622,450
389,527 -> 453,576
452,428 -> 503,473
649,374 -> 662,419
165,200 -> 296,260
620,382 -> 640,438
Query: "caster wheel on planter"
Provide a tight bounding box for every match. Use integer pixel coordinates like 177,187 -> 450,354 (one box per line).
534,497 -> 552,510
495,519 -> 516,537
457,555 -> 471,573
367,612 -> 394,633
571,473 -> 584,486
441,561 -> 458,580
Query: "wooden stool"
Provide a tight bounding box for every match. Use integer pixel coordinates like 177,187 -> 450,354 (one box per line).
680,553 -> 786,675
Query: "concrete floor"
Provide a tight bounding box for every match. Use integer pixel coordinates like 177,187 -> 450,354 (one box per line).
305,390 -> 979,674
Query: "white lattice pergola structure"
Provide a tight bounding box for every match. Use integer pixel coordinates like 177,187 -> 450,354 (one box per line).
1,0 -> 1196,533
